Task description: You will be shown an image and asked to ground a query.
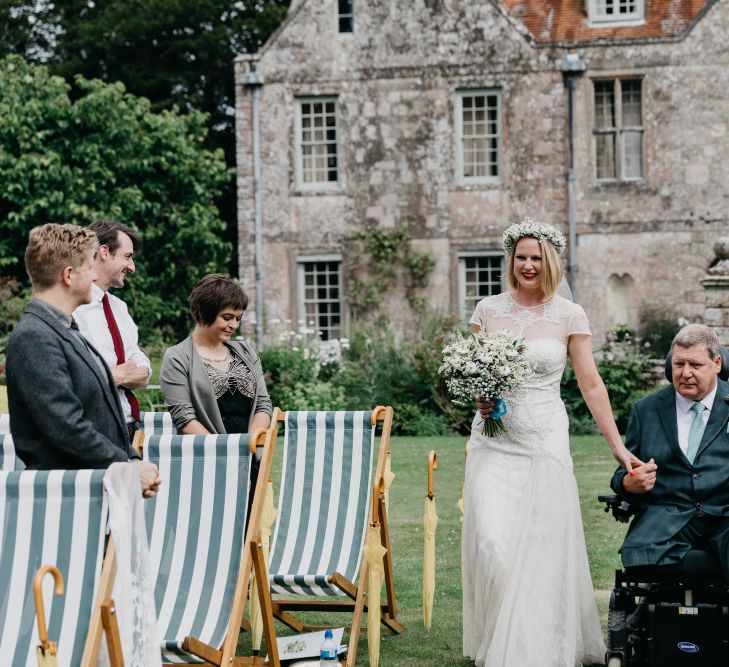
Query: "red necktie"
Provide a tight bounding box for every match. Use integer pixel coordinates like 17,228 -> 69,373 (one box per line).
101,293 -> 141,422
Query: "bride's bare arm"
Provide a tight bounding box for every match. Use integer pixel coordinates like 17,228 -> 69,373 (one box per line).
567,333 -> 643,473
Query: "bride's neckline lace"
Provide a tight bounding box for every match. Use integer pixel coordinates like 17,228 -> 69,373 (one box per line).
507,291 -> 555,310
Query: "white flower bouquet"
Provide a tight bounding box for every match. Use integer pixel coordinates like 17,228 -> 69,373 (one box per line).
439,329 -> 532,436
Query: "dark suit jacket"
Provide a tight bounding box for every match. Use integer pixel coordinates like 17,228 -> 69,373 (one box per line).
6,298 -> 137,469
611,379 -> 729,567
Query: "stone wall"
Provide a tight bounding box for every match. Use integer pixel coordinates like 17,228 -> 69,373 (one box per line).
235,0 -> 729,342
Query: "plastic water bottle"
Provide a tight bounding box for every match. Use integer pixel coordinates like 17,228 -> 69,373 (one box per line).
319,629 -> 338,666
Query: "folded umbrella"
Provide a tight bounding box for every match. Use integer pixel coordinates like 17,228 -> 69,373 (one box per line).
33,565 -> 64,667
423,451 -> 438,629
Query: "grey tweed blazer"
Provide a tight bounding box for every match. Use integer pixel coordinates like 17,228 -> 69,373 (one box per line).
611,379 -> 729,567
7,298 -> 134,469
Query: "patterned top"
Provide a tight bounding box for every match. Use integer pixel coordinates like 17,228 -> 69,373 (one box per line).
203,355 -> 256,400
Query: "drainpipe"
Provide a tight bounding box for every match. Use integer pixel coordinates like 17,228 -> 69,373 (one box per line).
561,51 -> 586,300
241,60 -> 265,348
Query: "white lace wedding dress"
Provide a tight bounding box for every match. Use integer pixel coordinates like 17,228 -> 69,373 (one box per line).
462,292 -> 605,667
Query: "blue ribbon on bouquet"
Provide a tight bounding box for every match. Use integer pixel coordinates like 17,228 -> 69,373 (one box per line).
491,398 -> 507,420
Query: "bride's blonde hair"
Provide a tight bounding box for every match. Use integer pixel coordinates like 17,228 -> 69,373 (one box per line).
505,236 -> 563,299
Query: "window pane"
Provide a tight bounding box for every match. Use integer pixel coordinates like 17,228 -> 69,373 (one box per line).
622,130 -> 643,178
338,0 -> 353,33
594,81 -> 615,129
298,98 -> 338,186
459,91 -> 500,180
299,261 -> 342,340
461,256 -> 503,315
595,133 -> 616,179
621,80 -> 642,126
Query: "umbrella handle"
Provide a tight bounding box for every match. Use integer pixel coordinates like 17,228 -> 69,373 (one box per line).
427,451 -> 438,498
33,565 -> 64,646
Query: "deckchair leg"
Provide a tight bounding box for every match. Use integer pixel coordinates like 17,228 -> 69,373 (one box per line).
252,540 -> 279,667
378,496 -> 403,631
345,561 -> 369,667
100,599 -> 125,667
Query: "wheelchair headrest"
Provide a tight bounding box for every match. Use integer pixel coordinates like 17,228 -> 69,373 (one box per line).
665,345 -> 729,383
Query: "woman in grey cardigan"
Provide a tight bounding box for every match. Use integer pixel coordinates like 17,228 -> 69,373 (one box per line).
160,273 -> 272,438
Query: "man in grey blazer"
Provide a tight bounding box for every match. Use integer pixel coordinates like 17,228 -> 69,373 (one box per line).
6,223 -> 160,496
612,323 -> 729,579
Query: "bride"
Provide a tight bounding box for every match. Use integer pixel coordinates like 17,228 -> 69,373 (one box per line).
462,220 -> 641,666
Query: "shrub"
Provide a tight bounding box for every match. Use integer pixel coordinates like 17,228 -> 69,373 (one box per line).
562,333 -> 656,434
638,302 -> 680,358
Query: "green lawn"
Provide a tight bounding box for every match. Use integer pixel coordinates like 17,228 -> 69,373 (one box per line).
236,434 -> 627,665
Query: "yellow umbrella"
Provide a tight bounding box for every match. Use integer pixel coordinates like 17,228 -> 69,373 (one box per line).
365,480 -> 387,667
33,565 -> 64,667
423,451 -> 438,629
383,450 -> 395,515
250,478 -> 278,654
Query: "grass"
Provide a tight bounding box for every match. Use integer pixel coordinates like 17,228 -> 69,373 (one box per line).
236,433 -> 628,665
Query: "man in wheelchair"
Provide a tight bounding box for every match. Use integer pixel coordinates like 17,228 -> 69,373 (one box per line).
601,324 -> 729,667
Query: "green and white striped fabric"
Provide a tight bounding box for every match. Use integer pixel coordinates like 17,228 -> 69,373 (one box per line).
268,411 -> 375,596
0,414 -> 9,434
0,469 -> 108,667
0,434 -> 25,471
143,434 -> 252,664
138,412 -> 177,435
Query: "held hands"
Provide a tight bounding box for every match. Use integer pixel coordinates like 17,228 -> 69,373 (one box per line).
476,397 -> 497,419
611,442 -> 644,475
622,458 -> 657,495
132,460 -> 162,498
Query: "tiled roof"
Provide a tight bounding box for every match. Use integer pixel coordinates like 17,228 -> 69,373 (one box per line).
499,0 -> 714,44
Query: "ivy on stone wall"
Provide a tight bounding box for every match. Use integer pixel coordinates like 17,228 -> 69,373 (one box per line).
342,229 -> 436,317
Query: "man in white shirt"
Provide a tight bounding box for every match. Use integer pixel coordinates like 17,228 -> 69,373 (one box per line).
74,221 -> 152,444
611,324 -> 729,579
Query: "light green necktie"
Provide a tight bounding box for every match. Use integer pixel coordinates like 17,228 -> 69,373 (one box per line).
686,401 -> 707,464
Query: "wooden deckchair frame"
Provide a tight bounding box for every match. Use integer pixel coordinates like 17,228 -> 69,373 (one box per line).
268,406 -> 404,665
139,415 -> 282,667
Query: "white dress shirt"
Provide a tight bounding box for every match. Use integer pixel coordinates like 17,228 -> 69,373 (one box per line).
675,382 -> 717,455
73,284 -> 151,423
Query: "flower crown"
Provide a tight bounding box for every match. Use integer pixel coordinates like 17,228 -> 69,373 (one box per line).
501,218 -> 566,256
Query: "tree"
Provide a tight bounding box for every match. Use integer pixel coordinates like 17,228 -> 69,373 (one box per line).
0,0 -> 291,272
0,55 -> 231,340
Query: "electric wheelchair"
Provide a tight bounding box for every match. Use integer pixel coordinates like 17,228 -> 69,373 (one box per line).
599,346 -> 729,667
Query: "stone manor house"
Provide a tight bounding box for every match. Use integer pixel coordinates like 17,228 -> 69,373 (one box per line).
235,0 -> 729,344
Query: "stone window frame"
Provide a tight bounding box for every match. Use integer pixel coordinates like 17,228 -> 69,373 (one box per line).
458,251 -> 504,318
337,0 -> 354,33
591,77 -> 644,183
586,0 -> 644,26
294,96 -> 340,192
296,254 -> 343,341
455,89 -> 503,186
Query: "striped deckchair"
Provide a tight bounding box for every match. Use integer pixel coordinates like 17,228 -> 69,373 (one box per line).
143,419 -> 280,666
0,434 -> 25,471
0,413 -> 9,434
138,412 -> 177,436
267,407 -> 404,660
0,469 -> 122,667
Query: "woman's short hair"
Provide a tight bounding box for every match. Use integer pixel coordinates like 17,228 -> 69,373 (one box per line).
24,223 -> 98,289
188,273 -> 248,326
672,323 -> 720,359
505,236 -> 563,299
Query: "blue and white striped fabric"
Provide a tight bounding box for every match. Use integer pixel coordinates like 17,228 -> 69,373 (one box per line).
138,412 -> 177,436
268,411 -> 375,596
143,434 -> 252,664
0,469 -> 108,667
0,413 -> 9,434
0,434 -> 25,471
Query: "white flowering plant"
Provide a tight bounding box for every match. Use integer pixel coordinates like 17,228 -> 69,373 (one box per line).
439,330 -> 532,436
